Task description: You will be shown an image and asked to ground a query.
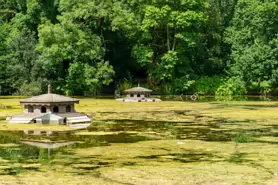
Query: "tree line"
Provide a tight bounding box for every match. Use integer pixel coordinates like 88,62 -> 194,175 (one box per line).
0,0 -> 277,96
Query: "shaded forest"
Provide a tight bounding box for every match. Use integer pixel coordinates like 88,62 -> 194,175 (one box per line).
0,0 -> 277,96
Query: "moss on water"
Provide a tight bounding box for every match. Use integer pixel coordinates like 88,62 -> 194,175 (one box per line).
0,98 -> 278,184
0,122 -> 75,131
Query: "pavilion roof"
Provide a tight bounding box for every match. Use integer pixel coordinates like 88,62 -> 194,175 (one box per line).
125,86 -> 152,93
20,84 -> 79,104
20,93 -> 79,104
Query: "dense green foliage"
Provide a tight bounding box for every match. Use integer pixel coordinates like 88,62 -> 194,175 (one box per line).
0,0 -> 277,96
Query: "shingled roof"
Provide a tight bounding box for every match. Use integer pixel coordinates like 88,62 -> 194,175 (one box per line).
20,93 -> 79,104
20,84 -> 79,104
125,86 -> 152,93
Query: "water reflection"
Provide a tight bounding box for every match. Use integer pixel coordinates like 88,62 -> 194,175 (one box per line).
21,140 -> 76,157
0,114 -> 278,176
0,127 -> 153,176
78,95 -> 278,102
159,95 -> 277,102
23,130 -> 53,136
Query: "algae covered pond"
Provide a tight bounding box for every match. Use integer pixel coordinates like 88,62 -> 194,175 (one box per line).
1,98 -> 278,184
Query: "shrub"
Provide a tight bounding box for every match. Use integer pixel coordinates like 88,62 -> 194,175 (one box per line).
195,76 -> 224,95
14,81 -> 42,96
258,81 -> 272,95
173,75 -> 195,94
117,78 -> 133,95
158,83 -> 174,95
216,77 -> 247,97
248,80 -> 272,95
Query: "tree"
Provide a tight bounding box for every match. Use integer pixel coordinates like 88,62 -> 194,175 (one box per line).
200,0 -> 237,75
225,0 -> 278,92
37,17 -> 105,88
0,22 -> 10,94
5,28 -> 41,93
66,61 -> 114,95
111,0 -> 208,87
1,0 -> 277,96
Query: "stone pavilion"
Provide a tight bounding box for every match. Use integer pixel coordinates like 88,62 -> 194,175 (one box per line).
9,85 -> 92,125
116,85 -> 162,102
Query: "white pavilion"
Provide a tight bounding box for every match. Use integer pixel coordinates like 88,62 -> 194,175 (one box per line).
116,85 -> 162,102
9,85 -> 92,125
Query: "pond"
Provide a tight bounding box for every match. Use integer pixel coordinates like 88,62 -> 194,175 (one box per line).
0,98 -> 278,184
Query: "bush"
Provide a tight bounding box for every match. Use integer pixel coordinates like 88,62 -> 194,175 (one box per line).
65,89 -> 73,96
216,77 -> 247,97
116,78 -> 133,95
173,75 -> 195,94
248,80 -> 272,95
158,83 -> 174,95
14,81 -> 42,96
195,76 -> 224,95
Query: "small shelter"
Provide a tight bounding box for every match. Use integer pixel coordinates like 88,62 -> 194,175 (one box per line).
116,85 -> 162,102
9,84 -> 92,125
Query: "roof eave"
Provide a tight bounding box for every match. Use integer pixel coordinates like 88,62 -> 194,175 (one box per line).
125,90 -> 152,93
20,100 -> 79,104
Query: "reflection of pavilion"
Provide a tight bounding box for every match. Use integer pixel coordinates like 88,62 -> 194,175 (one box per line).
116,85 -> 162,102
9,84 -> 92,125
23,130 -> 53,136
20,139 -> 76,157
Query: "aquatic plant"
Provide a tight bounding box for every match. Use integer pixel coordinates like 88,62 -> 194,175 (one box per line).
0,98 -> 278,184
232,131 -> 253,143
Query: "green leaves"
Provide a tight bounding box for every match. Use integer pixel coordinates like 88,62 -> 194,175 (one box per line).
67,61 -> 114,95
38,18 -> 104,63
226,0 -> 278,90
123,0 -> 208,84
141,5 -> 171,31
195,76 -> 224,95
173,75 -> 195,94
132,45 -> 153,67
5,29 -> 39,92
159,51 -> 178,80
1,0 -> 277,96
0,22 -> 11,94
37,16 -> 107,90
216,77 -> 247,96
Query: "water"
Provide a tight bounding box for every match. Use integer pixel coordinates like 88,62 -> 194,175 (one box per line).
1,119 -> 277,172
1,99 -> 278,184
89,95 -> 278,103
159,95 -> 278,102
